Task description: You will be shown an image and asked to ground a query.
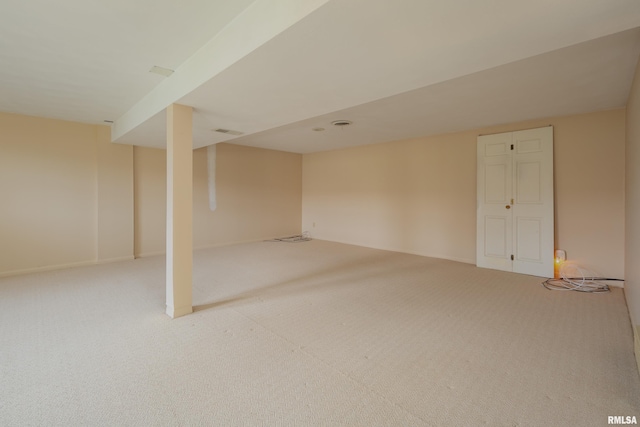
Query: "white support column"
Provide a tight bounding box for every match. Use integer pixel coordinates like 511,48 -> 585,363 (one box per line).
166,104 -> 193,318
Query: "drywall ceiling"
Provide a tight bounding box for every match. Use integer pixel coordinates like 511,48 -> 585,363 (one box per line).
0,0 -> 257,123
2,0 -> 640,153
230,28 -> 640,153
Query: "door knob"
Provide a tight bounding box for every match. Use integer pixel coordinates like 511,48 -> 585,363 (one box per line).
506,205 -> 511,209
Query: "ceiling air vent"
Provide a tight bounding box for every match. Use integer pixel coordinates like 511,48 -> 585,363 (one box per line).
214,128 -> 244,136
331,120 -> 352,127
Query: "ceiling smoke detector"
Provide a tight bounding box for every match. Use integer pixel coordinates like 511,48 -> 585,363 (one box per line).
331,120 -> 352,127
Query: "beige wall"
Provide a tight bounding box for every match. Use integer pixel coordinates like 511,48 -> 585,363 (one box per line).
133,146 -> 166,257
0,113 -> 133,276
626,58 -> 640,334
134,143 -> 302,257
1,113 -> 301,273
303,109 -> 626,279
97,126 -> 135,261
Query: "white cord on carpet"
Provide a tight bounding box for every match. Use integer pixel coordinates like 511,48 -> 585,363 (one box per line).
542,262 -> 623,293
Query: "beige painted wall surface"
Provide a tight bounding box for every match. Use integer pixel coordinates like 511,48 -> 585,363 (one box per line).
97,126 -> 134,262
626,58 -> 640,329
0,113 -> 133,276
303,132 -> 477,263
134,143 -> 302,257
303,109 -> 626,278
134,146 -> 167,257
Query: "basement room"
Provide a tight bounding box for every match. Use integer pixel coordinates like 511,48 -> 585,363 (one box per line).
1,1 -> 640,425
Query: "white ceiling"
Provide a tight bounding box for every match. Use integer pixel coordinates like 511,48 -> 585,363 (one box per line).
232,28 -> 640,153
2,0 -> 640,154
0,0 -> 256,123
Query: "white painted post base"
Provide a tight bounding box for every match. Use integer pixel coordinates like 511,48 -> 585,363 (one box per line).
166,304 -> 193,319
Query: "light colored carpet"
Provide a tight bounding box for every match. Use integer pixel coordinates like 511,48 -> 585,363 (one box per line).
1,240 -> 638,426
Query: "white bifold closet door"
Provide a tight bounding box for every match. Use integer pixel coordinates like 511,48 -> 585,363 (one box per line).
476,126 -> 554,278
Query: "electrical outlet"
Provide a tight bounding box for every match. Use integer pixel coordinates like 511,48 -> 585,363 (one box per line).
555,249 -> 566,263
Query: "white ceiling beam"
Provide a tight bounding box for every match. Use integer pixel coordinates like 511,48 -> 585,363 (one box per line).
111,0 -> 332,142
